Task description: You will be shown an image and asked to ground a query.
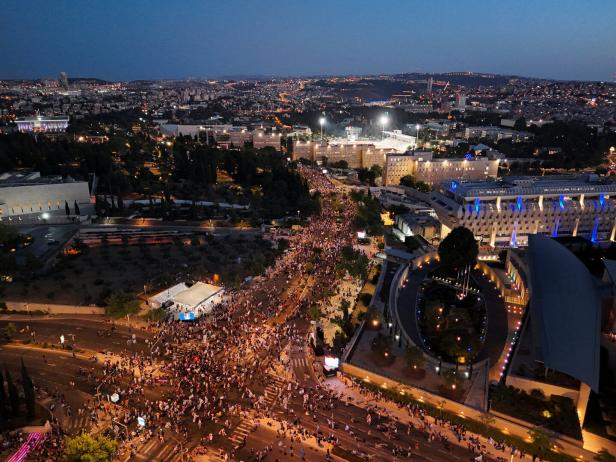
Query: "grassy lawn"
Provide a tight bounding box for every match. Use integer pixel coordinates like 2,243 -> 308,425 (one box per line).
2,236 -> 279,306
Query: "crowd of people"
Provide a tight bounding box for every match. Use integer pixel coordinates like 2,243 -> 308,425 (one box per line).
21,166 -> 554,462
33,165 -> 358,461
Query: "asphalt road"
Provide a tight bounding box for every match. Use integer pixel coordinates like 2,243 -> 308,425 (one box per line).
0,344 -> 102,396
0,316 -> 155,355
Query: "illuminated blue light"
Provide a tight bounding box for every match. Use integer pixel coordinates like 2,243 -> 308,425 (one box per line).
552,218 -> 559,237
600,194 -> 605,209
474,198 -> 480,214
591,217 -> 599,243
465,153 -> 473,160
516,196 -> 522,212
510,225 -> 517,248
559,195 -> 565,210
451,181 -> 457,191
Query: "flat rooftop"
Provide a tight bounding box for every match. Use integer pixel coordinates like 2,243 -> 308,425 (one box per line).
0,172 -> 83,188
15,115 -> 69,122
444,174 -> 616,198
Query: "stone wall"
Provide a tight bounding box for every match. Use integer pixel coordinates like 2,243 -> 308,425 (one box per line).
4,301 -> 105,315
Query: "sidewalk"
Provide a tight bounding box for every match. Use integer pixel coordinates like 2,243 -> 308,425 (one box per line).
323,376 -> 527,462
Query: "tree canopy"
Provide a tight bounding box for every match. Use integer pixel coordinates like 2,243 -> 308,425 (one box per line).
437,226 -> 478,270
63,433 -> 118,462
104,290 -> 140,318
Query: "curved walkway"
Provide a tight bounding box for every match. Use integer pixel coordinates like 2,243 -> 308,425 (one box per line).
396,261 -> 508,369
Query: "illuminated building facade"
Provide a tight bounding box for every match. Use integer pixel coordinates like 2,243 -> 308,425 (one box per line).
383,153 -> 498,187
430,174 -> 616,247
292,140 -> 394,168
15,115 -> 69,133
0,172 -> 91,219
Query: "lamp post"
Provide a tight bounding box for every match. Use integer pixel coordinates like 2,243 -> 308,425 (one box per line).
319,116 -> 326,141
415,124 -> 421,147
379,114 -> 389,140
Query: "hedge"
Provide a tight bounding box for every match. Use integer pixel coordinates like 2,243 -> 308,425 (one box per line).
359,381 -> 576,462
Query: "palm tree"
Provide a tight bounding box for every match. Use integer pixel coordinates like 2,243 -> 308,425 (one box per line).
437,399 -> 447,417
478,412 -> 495,431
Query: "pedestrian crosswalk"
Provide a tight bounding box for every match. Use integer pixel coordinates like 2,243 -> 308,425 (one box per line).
118,438 -> 186,462
229,417 -> 254,446
290,357 -> 308,368
60,414 -> 91,435
227,375 -> 287,451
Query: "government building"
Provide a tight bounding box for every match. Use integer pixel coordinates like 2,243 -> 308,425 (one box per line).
0,172 -> 92,219
15,115 -> 69,133
429,174 -> 616,247
383,153 -> 499,186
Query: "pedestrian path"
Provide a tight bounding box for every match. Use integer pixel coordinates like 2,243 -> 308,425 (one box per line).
118,437 -> 187,462
262,375 -> 285,409
290,357 -> 308,368
229,417 -> 255,447
61,413 -> 91,435
226,374 -> 287,451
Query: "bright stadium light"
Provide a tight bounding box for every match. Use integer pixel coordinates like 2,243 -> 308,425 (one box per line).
319,116 -> 326,141
379,114 -> 389,140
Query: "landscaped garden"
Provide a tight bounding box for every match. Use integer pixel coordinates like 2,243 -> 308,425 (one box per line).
0,234 -> 282,307
417,280 -> 487,364
491,384 -> 582,440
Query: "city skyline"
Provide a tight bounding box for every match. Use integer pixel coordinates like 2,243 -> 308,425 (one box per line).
1,0 -> 615,82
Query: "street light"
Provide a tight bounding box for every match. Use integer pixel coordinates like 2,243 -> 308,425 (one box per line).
415,124 -> 421,147
319,116 -> 326,141
379,114 -> 389,140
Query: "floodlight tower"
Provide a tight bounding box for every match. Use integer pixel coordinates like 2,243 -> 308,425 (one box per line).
319,116 -> 326,141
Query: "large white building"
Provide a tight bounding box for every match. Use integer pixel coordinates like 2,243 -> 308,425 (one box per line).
429,174 -> 616,247
292,130 -> 416,169
15,115 -> 69,133
0,172 -> 91,219
383,153 -> 499,187
159,124 -> 282,150
149,281 -> 224,320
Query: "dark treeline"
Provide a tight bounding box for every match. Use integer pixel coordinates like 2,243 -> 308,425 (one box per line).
0,132 -> 319,219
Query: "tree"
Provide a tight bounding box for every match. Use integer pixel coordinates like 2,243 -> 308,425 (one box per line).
104,290 -> 140,318
369,164 -> 383,178
0,369 -> 6,418
437,226 -> 478,271
331,299 -> 353,338
5,368 -> 19,416
437,399 -> 447,416
4,322 -> 16,339
74,200 -> 80,215
595,449 -> 616,462
442,369 -> 464,392
478,412 -> 496,431
308,306 -> 323,322
400,175 -> 416,188
65,201 -> 71,216
330,160 -> 348,169
513,117 -> 527,131
0,224 -> 19,248
63,433 -> 118,462
405,346 -> 426,370
371,333 -> 393,357
21,359 -> 35,419
527,426 -> 555,460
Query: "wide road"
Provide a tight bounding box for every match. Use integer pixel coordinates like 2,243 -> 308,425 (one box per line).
0,343 -> 102,396
0,316 -> 156,355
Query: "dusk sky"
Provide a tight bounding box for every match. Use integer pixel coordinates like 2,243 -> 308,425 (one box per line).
1,0 -> 615,82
